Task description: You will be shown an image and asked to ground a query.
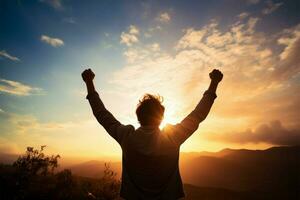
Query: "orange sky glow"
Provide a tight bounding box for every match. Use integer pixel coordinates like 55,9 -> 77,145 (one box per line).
1,1 -> 300,162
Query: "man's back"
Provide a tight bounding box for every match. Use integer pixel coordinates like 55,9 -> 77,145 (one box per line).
121,126 -> 183,199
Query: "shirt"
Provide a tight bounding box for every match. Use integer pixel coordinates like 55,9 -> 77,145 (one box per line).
87,90 -> 217,200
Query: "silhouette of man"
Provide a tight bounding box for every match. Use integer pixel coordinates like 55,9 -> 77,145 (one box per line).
82,68 -> 223,200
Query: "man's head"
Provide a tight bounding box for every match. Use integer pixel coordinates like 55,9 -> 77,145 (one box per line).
136,94 -> 165,127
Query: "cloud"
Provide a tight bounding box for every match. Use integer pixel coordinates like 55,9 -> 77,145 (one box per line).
157,12 -> 171,23
115,17 -> 271,98
206,121 -> 300,146
120,33 -> 138,47
40,35 -> 64,47
149,43 -> 160,52
128,25 -> 139,35
237,12 -> 250,20
123,49 -> 139,63
278,25 -> 300,59
120,25 -> 139,46
0,110 -> 122,157
262,0 -> 283,15
0,50 -> 20,62
0,112 -> 63,154
123,43 -> 161,63
111,14 -> 300,147
0,78 -> 43,96
40,0 -> 63,10
273,24 -> 300,80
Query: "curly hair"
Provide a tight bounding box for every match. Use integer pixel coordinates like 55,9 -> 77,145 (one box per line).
136,94 -> 165,126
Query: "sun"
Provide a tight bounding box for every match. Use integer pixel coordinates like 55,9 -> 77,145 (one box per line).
160,100 -> 181,129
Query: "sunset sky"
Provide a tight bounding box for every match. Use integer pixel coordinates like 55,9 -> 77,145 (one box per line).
0,0 -> 300,160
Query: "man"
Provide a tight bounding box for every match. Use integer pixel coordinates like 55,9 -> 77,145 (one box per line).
82,68 -> 223,200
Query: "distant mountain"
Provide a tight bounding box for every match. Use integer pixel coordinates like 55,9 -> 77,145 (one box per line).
69,160 -> 122,178
0,153 -> 19,164
3,146 -> 299,198
66,146 -> 300,199
180,145 -> 300,199
183,184 -> 255,200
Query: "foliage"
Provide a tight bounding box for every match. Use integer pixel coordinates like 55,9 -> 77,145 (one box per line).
13,145 -> 60,176
87,163 -> 121,200
0,146 -> 121,200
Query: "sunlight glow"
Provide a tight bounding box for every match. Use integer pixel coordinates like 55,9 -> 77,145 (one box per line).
1,0 -> 298,159
160,99 -> 181,129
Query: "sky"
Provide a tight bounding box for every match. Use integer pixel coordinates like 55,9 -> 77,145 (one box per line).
0,0 -> 300,160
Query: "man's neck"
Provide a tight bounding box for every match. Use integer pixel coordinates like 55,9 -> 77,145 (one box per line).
140,125 -> 160,130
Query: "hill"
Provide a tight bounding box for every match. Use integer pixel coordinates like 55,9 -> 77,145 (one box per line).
67,146 -> 300,199
1,146 -> 299,199
70,160 -> 121,178
180,146 -> 300,199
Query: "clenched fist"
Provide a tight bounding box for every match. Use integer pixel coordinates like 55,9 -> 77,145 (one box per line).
209,69 -> 223,83
82,68 -> 95,83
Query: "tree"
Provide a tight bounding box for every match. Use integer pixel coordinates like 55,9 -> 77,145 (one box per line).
1,146 -> 121,200
13,145 -> 60,176
12,146 -> 61,199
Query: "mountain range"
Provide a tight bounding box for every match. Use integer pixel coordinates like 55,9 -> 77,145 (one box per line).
1,146 -> 299,199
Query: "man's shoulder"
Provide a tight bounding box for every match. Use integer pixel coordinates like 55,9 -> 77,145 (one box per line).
162,123 -> 177,133
122,124 -> 136,133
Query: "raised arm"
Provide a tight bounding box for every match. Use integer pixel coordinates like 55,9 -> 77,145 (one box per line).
165,69 -> 223,145
82,69 -> 133,145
